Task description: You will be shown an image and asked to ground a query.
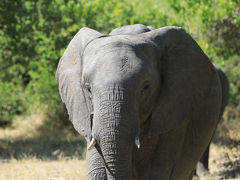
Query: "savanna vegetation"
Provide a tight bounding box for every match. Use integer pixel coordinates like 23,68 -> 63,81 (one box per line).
0,0 -> 240,179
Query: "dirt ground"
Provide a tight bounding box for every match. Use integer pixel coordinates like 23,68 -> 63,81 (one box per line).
1,142 -> 240,180
0,109 -> 239,180
206,141 -> 240,179
0,159 -> 86,180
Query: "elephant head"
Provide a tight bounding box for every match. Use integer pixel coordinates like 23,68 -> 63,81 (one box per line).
56,25 -> 216,179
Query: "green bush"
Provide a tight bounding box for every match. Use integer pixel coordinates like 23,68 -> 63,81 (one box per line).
0,81 -> 26,125
0,0 -> 239,125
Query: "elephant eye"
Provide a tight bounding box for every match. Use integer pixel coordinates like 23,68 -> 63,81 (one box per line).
141,84 -> 150,96
143,84 -> 150,90
85,83 -> 92,94
142,80 -> 151,91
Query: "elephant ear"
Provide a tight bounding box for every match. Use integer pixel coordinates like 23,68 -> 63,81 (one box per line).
55,27 -> 104,140
143,26 -> 215,136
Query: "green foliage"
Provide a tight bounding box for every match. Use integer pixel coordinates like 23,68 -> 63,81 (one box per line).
0,81 -> 27,125
167,0 -> 240,105
0,0 -> 239,125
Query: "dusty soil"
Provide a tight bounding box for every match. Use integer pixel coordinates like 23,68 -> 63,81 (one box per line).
194,139 -> 240,180
1,142 -> 239,180
1,110 -> 239,180
0,159 -> 86,180
207,141 -> 240,179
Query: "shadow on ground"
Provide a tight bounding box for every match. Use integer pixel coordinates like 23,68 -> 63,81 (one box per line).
219,159 -> 240,179
0,137 -> 86,160
0,106 -> 87,160
213,136 -> 240,148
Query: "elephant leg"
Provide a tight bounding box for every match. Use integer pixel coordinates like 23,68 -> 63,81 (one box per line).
171,103 -> 219,180
196,144 -> 209,176
86,146 -> 107,180
188,170 -> 195,180
149,125 -> 187,180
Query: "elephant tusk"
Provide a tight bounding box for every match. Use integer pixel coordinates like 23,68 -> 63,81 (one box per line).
135,136 -> 140,149
87,138 -> 96,151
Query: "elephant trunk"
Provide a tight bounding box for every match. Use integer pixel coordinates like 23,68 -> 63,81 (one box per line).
93,88 -> 138,180
99,126 -> 133,179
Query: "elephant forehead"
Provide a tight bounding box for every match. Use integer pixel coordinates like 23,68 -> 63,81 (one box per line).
101,48 -> 139,66
82,36 -> 155,84
82,52 -> 148,90
98,50 -> 150,80
84,34 -> 151,56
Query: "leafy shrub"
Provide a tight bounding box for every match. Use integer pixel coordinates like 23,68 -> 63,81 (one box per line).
0,0 -> 239,126
0,81 -> 26,126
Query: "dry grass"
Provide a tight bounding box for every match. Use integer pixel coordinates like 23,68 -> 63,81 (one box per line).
0,110 -> 87,180
0,110 -> 86,160
0,112 -> 44,140
0,159 -> 86,180
0,106 -> 240,179
214,106 -> 240,142
195,106 -> 240,180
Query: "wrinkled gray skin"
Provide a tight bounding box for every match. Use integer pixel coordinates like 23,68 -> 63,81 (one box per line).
56,24 -> 229,180
196,65 -> 229,177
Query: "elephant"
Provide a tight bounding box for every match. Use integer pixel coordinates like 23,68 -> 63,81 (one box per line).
56,24 -> 229,180
196,64 -> 229,176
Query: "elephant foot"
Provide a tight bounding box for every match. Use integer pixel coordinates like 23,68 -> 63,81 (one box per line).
196,162 -> 209,177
